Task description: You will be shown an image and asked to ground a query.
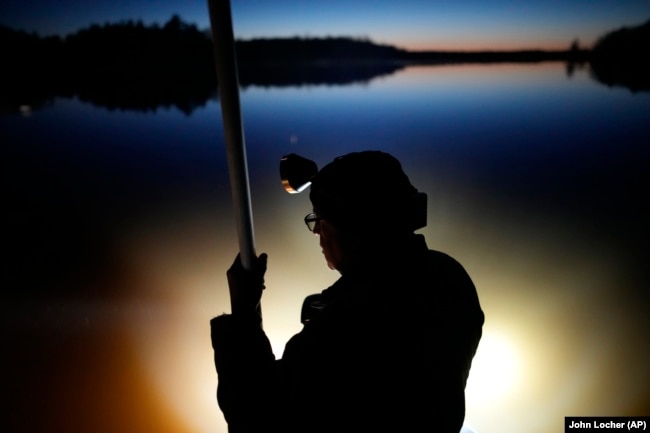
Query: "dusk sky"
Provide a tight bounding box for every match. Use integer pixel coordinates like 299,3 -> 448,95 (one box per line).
1,0 -> 649,50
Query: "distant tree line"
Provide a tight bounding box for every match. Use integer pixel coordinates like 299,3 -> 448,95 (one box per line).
1,16 -> 215,114
1,16 -> 409,113
236,36 -> 406,63
1,15 -> 648,113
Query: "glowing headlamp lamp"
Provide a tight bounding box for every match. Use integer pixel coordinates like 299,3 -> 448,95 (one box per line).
280,153 -> 319,194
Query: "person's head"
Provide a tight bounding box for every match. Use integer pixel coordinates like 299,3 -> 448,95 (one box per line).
307,151 -> 426,273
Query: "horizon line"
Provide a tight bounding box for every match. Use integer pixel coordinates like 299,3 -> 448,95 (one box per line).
1,22 -> 590,53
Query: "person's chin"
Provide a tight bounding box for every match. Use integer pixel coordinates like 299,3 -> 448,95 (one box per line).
322,253 -> 336,271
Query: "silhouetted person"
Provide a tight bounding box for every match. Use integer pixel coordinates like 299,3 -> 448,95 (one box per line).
211,151 -> 484,433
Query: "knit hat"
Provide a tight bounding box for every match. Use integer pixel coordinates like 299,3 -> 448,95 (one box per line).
309,151 -> 426,235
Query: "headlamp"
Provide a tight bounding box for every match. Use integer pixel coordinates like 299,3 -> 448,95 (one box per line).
280,153 -> 319,194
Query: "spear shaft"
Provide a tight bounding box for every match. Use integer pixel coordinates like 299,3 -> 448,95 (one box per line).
207,0 -> 257,271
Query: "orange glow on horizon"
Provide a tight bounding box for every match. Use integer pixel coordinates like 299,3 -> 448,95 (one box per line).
392,39 -> 578,52
379,29 -> 590,52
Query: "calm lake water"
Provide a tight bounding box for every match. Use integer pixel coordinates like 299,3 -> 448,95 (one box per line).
3,62 -> 649,433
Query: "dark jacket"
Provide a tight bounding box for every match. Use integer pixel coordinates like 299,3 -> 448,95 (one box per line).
211,235 -> 484,433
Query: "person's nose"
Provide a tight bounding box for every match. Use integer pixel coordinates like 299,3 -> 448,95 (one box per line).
313,220 -> 322,235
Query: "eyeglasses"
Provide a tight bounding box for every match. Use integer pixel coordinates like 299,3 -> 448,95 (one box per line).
304,212 -> 323,232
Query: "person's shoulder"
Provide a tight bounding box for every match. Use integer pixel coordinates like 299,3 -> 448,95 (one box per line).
425,248 -> 469,273
421,248 -> 479,300
426,248 -> 458,262
413,235 -> 467,271
423,248 -> 483,314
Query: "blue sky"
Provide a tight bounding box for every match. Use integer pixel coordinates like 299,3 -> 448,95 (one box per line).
1,0 -> 649,50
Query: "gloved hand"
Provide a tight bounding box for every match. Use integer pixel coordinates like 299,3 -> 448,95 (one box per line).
226,253 -> 268,316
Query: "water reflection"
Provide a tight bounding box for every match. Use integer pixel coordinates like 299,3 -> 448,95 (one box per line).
3,63 -> 649,433
3,55 -> 648,117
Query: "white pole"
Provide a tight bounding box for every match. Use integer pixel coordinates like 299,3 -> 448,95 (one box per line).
207,0 -> 256,270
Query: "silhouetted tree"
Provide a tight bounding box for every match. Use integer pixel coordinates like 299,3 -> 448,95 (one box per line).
0,26 -> 66,111
590,19 -> 650,92
1,16 -> 217,113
